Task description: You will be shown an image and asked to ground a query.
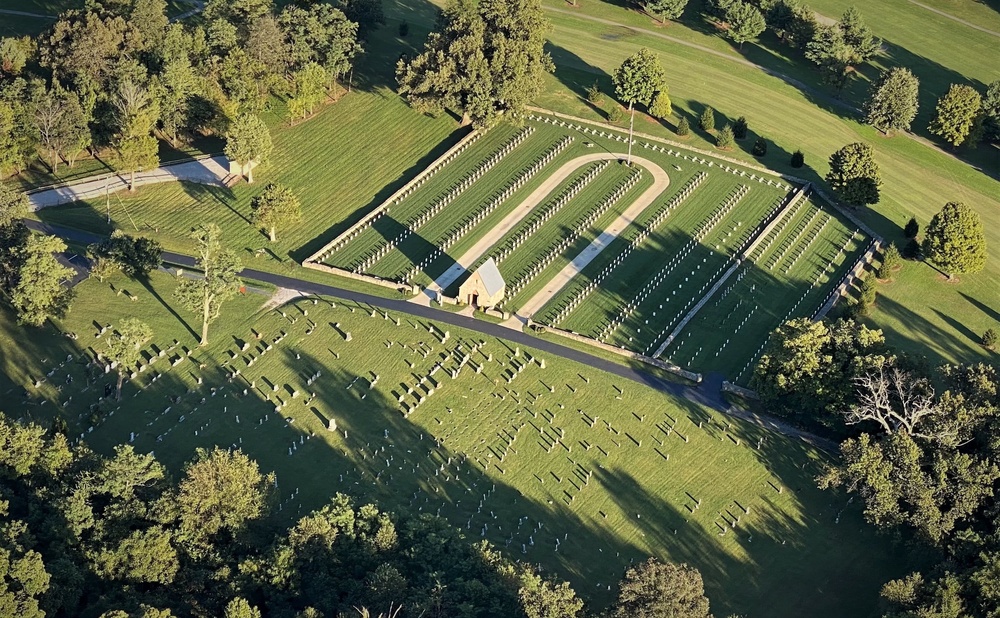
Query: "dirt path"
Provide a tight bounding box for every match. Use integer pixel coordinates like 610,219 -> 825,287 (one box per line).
907,0 -> 1000,38
515,154 -> 670,319
27,156 -> 229,210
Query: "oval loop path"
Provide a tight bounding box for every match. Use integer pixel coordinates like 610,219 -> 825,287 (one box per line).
422,153 -> 669,306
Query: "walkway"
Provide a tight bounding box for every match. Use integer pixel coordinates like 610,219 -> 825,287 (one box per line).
424,152 -> 668,305
0,8 -> 54,18
516,154 -> 670,319
27,156 -> 229,211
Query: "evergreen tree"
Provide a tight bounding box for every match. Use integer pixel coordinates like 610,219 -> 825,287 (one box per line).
922,202 -> 988,277
929,84 -> 983,148
716,123 -> 735,149
790,149 -> 804,167
648,88 -> 672,120
725,0 -> 766,48
732,115 -> 748,139
174,224 -> 243,345
698,106 -> 714,131
904,216 -> 919,239
876,242 -> 902,280
676,116 -> 690,136
751,137 -> 767,156
864,67 -> 919,134
826,142 -> 881,206
982,328 -> 997,351
643,0 -> 689,23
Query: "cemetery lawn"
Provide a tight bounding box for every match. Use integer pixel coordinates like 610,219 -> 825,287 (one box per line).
1,270 -> 921,618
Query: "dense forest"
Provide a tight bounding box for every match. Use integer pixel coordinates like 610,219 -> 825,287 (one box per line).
755,318 -> 1000,617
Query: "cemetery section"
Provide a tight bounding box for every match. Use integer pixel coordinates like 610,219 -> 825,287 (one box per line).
0,270 -> 908,617
310,112 -> 865,385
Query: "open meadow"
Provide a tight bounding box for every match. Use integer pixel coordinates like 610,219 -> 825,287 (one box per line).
0,270 -> 917,617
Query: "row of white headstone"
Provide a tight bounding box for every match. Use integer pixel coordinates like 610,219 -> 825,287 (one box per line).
493,160 -> 610,264
322,133 -> 485,260
747,195 -> 806,263
353,127 -> 535,272
782,216 -> 830,275
765,206 -> 821,270
501,168 -> 643,303
693,185 -> 750,243
397,137 -> 575,284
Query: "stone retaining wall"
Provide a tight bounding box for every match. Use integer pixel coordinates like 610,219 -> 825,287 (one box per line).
537,323 -> 702,383
721,381 -> 760,400
301,261 -> 412,294
813,238 -> 882,319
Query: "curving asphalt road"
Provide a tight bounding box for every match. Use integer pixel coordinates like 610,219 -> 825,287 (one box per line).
24,218 -> 836,450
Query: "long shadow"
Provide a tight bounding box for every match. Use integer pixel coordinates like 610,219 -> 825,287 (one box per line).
138,276 -> 200,341
870,294 -> 982,366
547,42 -> 614,120
961,291 -> 1000,324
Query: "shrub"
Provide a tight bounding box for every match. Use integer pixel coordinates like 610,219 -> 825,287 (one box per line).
398,21 -> 409,37
607,104 -> 625,123
855,272 -> 877,315
790,149 -> 804,168
648,89 -> 672,119
733,116 -> 748,139
587,81 -> 603,104
676,116 -> 691,136
752,137 -> 767,156
902,238 -> 921,259
716,124 -> 735,149
983,328 -> 998,351
904,216 -> 919,239
699,106 -> 715,131
876,242 -> 902,279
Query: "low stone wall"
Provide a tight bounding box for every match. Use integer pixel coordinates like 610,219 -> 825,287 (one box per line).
302,261 -> 412,294
539,323 -> 702,383
305,126 -> 480,265
527,106 -> 804,185
813,238 -> 882,319
722,381 -> 760,400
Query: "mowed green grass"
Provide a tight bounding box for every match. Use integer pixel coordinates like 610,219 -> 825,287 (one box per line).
667,199 -> 870,381
0,272 -> 917,617
517,5 -> 1000,368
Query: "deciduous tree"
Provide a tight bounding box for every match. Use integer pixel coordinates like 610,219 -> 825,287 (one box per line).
826,142 -> 881,206
250,183 -> 301,242
111,79 -> 160,190
922,201 -> 987,277
174,224 -> 242,345
104,317 -> 152,400
611,558 -> 711,618
929,84 -> 982,148
177,447 -> 274,545
864,67 -> 919,134
613,48 -> 665,162
396,0 -> 553,128
11,234 -> 75,327
519,571 -> 583,618
224,113 -> 272,184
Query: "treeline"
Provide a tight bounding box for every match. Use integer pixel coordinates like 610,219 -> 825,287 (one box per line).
753,318 -> 1000,616
0,0 -> 378,180
0,411 -> 718,618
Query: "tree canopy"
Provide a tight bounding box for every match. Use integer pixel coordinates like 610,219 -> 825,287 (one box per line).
174,224 -> 243,345
864,67 -> 919,134
929,84 -> 983,148
826,142 -> 881,206
922,201 -> 988,277
396,0 -> 553,128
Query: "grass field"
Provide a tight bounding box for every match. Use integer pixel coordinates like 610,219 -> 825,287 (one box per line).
0,271 -> 919,617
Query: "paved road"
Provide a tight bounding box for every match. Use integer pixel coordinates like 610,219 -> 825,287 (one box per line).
27,156 -> 229,210
24,219 -> 836,449
517,153 -> 670,318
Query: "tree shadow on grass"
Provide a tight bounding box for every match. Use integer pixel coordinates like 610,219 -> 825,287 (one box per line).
960,291 -> 1000,324
547,43 -> 614,120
